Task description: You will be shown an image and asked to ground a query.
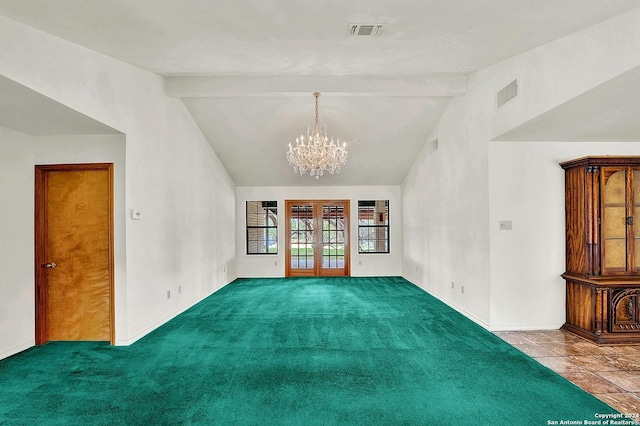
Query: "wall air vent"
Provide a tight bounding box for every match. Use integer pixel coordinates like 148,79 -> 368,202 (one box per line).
348,23 -> 386,37
496,78 -> 519,109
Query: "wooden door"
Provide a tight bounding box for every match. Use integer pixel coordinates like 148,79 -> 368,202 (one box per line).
35,164 -> 114,344
285,200 -> 349,277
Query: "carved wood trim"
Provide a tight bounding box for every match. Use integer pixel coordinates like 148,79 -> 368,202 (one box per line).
610,288 -> 640,332
561,156 -> 640,170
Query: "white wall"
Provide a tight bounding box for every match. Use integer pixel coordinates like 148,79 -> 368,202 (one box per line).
402,9 -> 640,331
0,126 -> 36,359
236,186 -> 402,277
402,89 -> 492,328
0,15 -> 236,357
488,141 -> 640,330
0,130 -> 127,359
33,134 -> 128,338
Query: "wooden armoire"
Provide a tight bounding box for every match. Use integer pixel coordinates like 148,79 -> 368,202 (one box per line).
561,156 -> 640,344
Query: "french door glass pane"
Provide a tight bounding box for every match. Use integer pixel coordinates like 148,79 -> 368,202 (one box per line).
322,205 -> 345,269
290,205 -> 314,269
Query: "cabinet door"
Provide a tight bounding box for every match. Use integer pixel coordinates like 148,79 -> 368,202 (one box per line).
601,167 -> 639,274
602,167 -> 629,274
634,169 -> 640,273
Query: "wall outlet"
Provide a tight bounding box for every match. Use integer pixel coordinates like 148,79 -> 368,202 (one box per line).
130,209 -> 142,220
223,266 -> 226,272
274,261 -> 278,267
451,281 -> 455,289
167,290 -> 171,299
461,286 -> 465,294
499,220 -> 512,230
178,286 -> 182,294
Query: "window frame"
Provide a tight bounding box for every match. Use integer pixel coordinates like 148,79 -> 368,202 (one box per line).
246,201 -> 278,255
357,200 -> 390,254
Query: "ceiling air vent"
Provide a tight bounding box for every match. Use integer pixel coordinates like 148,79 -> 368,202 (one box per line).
348,23 -> 386,37
496,78 -> 519,109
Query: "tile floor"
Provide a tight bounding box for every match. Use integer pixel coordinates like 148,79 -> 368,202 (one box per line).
494,329 -> 640,420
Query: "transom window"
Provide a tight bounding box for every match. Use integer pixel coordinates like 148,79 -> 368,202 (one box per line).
358,200 -> 389,254
246,201 -> 277,254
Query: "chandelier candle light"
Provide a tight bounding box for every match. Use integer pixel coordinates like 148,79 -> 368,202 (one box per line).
286,92 -> 348,179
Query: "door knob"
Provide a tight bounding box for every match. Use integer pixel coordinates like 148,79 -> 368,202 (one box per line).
45,262 -> 57,269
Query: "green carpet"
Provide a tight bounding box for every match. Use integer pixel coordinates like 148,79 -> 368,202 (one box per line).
0,277 -> 617,425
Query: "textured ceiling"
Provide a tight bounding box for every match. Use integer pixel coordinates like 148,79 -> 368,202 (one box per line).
0,1 -> 639,185
1,0 -> 636,75
493,66 -> 640,142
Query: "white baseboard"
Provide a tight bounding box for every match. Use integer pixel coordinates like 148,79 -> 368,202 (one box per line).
402,275 -> 490,330
236,274 -> 284,278
118,277 -> 237,346
0,339 -> 34,361
488,323 -> 563,332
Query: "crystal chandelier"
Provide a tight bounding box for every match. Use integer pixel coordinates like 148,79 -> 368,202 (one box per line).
286,92 -> 348,179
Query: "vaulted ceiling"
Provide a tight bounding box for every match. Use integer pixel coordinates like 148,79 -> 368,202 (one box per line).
1,1 -> 639,185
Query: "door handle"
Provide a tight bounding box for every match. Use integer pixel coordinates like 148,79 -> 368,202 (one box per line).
45,262 -> 57,269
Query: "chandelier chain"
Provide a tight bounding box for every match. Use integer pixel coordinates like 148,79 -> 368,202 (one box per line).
314,92 -> 319,127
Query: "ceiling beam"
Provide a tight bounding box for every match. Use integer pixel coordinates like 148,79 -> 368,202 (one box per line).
163,74 -> 468,98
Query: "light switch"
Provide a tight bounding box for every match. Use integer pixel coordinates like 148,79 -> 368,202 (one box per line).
131,209 -> 142,220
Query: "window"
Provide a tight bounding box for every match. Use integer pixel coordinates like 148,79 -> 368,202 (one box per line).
358,200 -> 389,253
246,201 -> 278,254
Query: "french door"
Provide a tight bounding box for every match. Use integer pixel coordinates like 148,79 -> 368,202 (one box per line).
285,200 -> 350,277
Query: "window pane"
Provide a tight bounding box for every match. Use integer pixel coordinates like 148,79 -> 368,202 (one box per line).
246,201 -> 277,255
357,200 -> 389,253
